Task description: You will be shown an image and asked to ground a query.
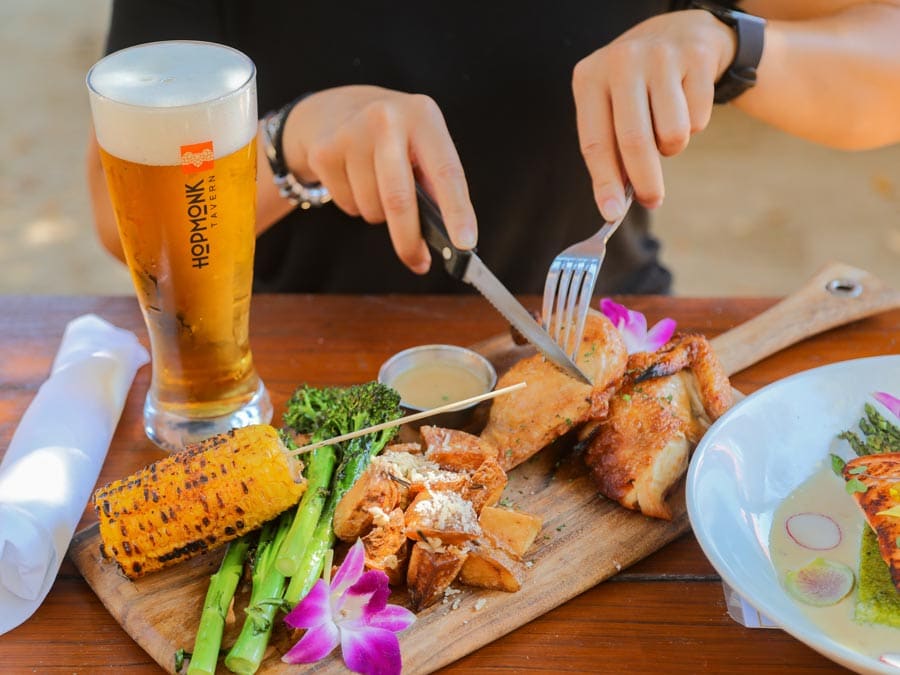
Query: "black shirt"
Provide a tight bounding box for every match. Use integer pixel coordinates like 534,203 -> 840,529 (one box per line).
105,0 -> 675,294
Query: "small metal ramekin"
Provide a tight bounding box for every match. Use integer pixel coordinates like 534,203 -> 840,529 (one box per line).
377,344 -> 497,429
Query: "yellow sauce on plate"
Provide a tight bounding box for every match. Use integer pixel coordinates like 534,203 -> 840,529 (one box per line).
391,362 -> 486,409
770,463 -> 900,658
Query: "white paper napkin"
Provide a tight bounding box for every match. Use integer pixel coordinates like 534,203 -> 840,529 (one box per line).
0,314 -> 149,636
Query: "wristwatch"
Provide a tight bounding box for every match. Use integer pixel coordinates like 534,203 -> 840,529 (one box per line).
261,95 -> 332,210
689,1 -> 766,104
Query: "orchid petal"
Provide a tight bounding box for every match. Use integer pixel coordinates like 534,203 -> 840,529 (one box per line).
625,308 -> 647,336
284,579 -> 331,630
601,297 -> 676,355
644,318 -> 677,352
600,298 -> 629,327
332,540 -> 366,597
340,622 -> 403,675
874,391 -> 900,419
348,569 -> 391,615
282,621 -> 341,664
365,603 -> 416,632
337,569 -> 389,622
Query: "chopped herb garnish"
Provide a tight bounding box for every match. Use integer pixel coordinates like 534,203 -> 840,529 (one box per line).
830,454 -> 846,476
846,478 -> 868,495
848,465 -> 868,475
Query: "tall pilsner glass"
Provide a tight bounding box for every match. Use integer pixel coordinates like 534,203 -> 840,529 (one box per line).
87,41 -> 271,450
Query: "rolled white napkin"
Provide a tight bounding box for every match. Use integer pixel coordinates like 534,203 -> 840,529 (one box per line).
0,314 -> 149,636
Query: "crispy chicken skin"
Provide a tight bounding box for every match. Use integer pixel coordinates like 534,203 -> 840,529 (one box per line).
583,334 -> 733,519
481,313 -> 628,470
842,453 -> 900,593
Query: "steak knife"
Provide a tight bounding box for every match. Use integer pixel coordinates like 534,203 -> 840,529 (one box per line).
416,185 -> 592,385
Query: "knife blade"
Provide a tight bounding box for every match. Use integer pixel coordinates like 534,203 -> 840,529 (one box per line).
415,184 -> 592,384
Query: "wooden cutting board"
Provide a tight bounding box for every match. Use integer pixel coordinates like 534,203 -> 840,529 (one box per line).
69,262 -> 900,674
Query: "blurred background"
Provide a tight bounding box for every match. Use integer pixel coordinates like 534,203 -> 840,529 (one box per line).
2,0 -> 898,296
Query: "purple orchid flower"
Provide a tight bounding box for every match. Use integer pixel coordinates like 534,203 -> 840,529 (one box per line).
282,540 -> 415,675
873,391 -> 900,419
599,298 -> 676,354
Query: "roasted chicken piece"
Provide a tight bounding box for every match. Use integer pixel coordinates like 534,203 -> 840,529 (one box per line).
842,453 -> 900,593
481,312 -> 628,470
583,334 -> 732,519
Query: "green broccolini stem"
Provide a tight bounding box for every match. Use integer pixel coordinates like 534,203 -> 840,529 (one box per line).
284,432 -> 393,604
186,537 -> 251,675
224,511 -> 293,675
274,445 -> 337,576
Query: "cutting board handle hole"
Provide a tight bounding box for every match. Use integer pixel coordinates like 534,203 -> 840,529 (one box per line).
826,278 -> 863,298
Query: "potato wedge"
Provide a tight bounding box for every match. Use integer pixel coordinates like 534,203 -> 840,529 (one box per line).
370,451 -> 462,509
384,442 -> 423,455
421,425 -> 496,471
458,537 -> 526,592
407,540 -> 468,611
479,505 -> 543,557
333,468 -> 401,541
460,457 -> 507,513
362,508 -> 409,586
405,489 -> 481,545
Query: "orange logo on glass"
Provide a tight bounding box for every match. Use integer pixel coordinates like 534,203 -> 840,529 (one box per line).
180,141 -> 215,174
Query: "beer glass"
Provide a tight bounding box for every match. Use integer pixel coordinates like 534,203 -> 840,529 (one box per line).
87,41 -> 271,450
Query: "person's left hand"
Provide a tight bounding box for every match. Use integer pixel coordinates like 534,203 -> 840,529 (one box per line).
572,9 -> 737,221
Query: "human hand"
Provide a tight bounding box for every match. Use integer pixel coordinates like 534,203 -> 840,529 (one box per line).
572,10 -> 737,220
281,85 -> 476,274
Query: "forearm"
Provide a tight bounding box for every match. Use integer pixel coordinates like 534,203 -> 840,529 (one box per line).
86,133 -> 126,262
254,121 -> 296,235
734,2 -> 900,149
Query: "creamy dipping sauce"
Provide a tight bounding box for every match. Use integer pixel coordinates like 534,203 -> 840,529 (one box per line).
770,463 -> 900,659
391,362 -> 487,409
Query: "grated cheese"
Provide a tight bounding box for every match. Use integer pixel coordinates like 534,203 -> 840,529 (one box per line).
414,490 -> 480,534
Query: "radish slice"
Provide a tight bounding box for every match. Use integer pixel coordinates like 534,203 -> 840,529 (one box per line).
785,512 -> 842,550
880,654 -> 900,669
784,558 -> 855,607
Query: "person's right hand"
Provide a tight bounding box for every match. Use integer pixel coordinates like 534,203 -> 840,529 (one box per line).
281,85 -> 477,274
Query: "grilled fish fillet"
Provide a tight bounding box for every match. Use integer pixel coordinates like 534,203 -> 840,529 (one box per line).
843,453 -> 900,593
481,312 -> 627,470
583,334 -> 732,519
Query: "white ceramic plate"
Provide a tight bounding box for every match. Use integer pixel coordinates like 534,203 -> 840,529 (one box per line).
686,355 -> 900,675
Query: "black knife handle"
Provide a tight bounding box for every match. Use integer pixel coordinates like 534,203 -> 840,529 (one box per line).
415,184 -> 472,280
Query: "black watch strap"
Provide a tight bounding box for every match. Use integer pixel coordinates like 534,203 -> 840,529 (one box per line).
690,1 -> 766,104
261,94 -> 332,209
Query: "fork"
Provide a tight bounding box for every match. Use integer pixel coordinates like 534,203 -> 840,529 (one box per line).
541,184 -> 634,360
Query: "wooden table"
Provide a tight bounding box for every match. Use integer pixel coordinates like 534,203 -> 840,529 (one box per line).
1,294 -> 897,674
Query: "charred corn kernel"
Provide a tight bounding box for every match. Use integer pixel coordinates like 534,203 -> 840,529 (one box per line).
93,424 -> 305,579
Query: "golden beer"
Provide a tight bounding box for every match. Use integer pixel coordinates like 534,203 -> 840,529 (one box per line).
87,41 -> 271,449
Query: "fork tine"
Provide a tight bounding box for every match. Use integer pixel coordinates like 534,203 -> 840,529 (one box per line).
569,258 -> 600,360
552,264 -> 575,342
541,261 -> 562,333
560,261 -> 587,356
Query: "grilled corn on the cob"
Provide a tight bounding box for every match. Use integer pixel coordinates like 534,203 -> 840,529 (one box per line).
93,424 -> 306,579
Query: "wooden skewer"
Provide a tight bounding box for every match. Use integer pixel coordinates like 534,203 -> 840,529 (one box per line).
287,381 -> 527,457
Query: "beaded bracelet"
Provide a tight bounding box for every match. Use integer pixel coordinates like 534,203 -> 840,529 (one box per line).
261,95 -> 332,210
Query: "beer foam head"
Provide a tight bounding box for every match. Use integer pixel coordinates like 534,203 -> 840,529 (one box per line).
88,41 -> 257,165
